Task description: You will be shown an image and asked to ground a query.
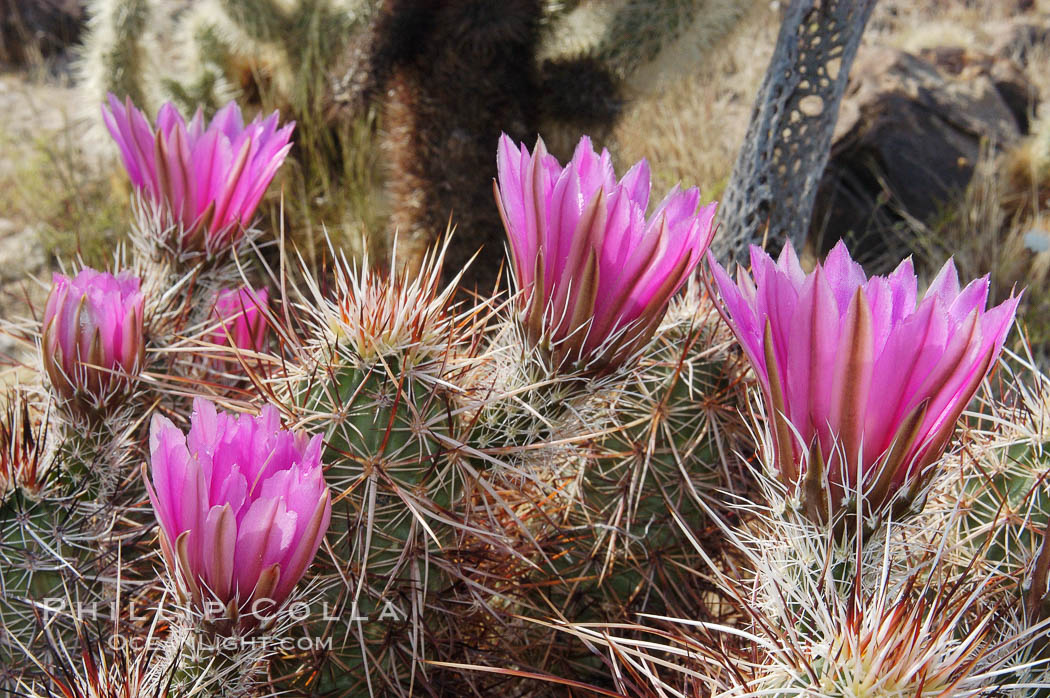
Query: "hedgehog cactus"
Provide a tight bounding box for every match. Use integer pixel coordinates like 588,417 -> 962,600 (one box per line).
710,242 -> 1021,530
262,241 -> 487,692
7,84 -> 1050,697
139,398 -> 331,692
944,353 -> 1050,636
444,135 -> 757,684
0,389 -> 52,666
288,240 -> 466,479
490,133 -> 726,541
0,388 -> 104,687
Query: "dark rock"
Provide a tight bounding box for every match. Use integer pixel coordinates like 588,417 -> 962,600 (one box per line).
920,46 -> 1038,132
810,46 -> 1034,268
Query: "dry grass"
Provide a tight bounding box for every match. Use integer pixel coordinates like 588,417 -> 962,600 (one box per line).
868,0 -> 1050,99
0,74 -> 128,269
0,132 -> 128,269
608,0 -> 775,200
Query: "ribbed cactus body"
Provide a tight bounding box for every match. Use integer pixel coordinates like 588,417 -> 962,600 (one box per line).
451,292 -> 752,686
281,364 -> 458,694
0,393 -> 99,680
0,490 -> 98,679
273,268 -> 469,693
573,308 -> 744,618
951,399 -> 1050,631
159,619 -> 274,697
307,363 -> 442,476
966,441 -> 1049,569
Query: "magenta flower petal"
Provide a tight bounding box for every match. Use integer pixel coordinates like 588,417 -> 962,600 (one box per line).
495,134 -> 717,371
233,496 -> 282,600
144,398 -> 330,620
102,95 -> 294,256
709,241 -> 1020,524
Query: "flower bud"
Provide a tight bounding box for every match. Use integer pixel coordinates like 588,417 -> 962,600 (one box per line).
41,268 -> 144,412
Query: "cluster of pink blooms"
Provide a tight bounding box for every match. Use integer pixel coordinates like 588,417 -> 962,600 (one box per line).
36,95 -> 1019,627
102,94 -> 294,256
497,133 -> 1019,524
40,98 -> 325,622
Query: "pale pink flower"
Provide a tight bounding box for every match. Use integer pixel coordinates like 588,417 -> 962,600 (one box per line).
495,134 -> 717,370
210,286 -> 269,354
41,268 -> 144,411
144,398 -> 331,622
103,94 -> 294,255
709,241 -> 1020,523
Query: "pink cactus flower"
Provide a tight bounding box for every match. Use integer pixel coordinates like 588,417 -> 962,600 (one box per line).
144,398 -> 331,624
102,94 -> 294,256
495,134 -> 717,371
41,268 -> 144,411
709,241 -> 1020,525
210,286 -> 269,354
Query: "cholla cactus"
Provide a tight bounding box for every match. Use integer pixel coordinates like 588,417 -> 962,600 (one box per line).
78,0 -> 367,118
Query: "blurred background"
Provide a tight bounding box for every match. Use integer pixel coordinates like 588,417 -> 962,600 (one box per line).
1,0 -> 1049,358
